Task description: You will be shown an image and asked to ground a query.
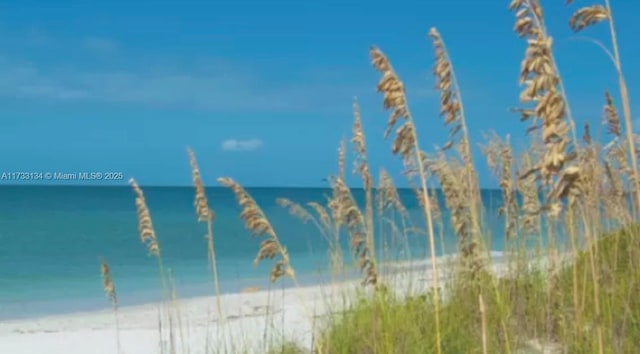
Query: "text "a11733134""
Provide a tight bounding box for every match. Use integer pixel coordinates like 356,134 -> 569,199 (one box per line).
0,171 -> 125,181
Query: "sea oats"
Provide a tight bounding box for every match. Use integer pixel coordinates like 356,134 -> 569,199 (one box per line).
428,27 -> 483,266
517,153 -> 542,235
330,138 -> 348,234
603,91 -> 621,138
369,46 -> 418,171
351,98 -> 377,287
307,202 -> 332,232
188,148 -> 213,222
277,198 -> 313,224
99,258 -> 121,351
427,154 -> 474,257
510,0 -> 580,217
370,47 -> 409,140
370,43 -> 443,353
602,159 -> 631,222
188,148 -> 224,323
569,5 -> 609,32
129,178 -> 160,257
338,138 -> 347,182
482,133 -> 518,241
567,0 -> 640,214
376,169 -> 407,217
329,176 -> 376,286
352,99 -> 373,192
580,139 -> 603,210
428,28 -> 467,158
277,197 -> 333,246
100,258 -> 117,309
218,177 -> 295,283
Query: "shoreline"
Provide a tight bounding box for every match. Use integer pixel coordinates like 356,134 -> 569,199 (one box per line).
0,253 -> 521,354
0,251 -> 515,321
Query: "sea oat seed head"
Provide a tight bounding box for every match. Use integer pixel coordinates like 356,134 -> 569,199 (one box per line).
100,258 -> 117,308
369,46 -> 409,138
188,148 -> 213,222
218,177 -> 294,283
569,5 -> 609,32
603,91 -> 621,137
129,179 -> 160,257
276,198 -> 312,224
351,99 -> 373,191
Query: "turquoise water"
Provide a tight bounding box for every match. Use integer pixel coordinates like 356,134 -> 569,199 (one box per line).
0,186 -> 511,320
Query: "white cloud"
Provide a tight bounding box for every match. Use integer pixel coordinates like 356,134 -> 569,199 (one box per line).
221,138 -> 263,152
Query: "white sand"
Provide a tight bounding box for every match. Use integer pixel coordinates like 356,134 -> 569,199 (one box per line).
0,256 -> 514,354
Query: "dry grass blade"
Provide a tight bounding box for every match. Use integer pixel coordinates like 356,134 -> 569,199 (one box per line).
100,258 -> 117,309
569,5 -> 609,32
218,177 -> 295,283
129,178 -> 160,257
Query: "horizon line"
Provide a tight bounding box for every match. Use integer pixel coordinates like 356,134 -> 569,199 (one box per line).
0,183 -> 502,190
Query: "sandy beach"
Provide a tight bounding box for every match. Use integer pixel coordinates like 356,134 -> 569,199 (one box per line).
0,255 -> 513,354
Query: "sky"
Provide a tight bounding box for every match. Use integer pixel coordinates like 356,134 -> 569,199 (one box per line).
0,0 -> 639,188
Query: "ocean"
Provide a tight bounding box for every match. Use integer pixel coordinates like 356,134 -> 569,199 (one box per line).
0,186 -> 513,320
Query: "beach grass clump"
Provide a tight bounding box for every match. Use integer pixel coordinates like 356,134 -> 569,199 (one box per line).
317,269 -> 546,354
317,224 -> 640,353
316,1 -> 639,353
552,224 -> 640,353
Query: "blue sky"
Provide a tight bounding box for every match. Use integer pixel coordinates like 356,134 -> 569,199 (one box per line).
0,0 -> 638,187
